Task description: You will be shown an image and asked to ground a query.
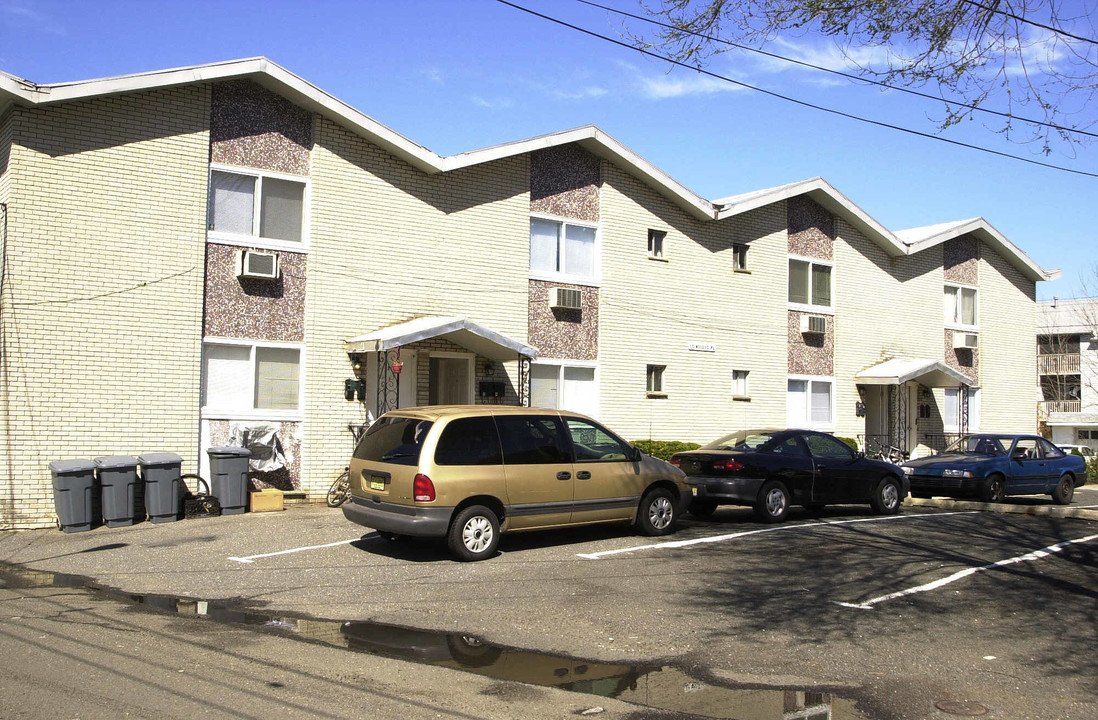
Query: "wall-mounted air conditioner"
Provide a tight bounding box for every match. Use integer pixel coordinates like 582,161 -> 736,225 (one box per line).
236,250 -> 280,280
549,287 -> 582,310
953,332 -> 979,350
800,314 -> 827,334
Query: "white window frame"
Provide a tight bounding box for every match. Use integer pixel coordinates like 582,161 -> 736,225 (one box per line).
787,375 -> 834,430
530,360 -> 600,417
942,388 -> 960,433
732,369 -> 750,399
529,213 -> 601,286
944,282 -> 979,331
787,255 -> 834,314
207,163 -> 311,253
201,338 -> 305,421
647,364 -> 667,396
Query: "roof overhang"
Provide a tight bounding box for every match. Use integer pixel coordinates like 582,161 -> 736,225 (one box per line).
345,316 -> 538,361
896,218 -> 1059,283
1046,412 -> 1098,427
855,358 -> 974,387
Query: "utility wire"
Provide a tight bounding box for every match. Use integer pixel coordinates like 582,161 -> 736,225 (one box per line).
12,266 -> 197,307
575,0 -> 1098,140
959,0 -> 1098,46
497,0 -> 1098,179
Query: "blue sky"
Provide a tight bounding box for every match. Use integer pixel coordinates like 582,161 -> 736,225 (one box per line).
2,0 -> 1095,300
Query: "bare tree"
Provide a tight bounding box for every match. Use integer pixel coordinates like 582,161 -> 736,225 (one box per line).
634,0 -> 1098,153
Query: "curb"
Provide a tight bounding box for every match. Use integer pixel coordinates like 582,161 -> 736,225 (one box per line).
904,496 -> 1098,521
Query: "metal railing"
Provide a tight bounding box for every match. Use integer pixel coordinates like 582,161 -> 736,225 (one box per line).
1038,400 -> 1082,416
1037,353 -> 1081,375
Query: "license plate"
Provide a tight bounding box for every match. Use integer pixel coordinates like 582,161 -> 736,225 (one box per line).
368,476 -> 385,491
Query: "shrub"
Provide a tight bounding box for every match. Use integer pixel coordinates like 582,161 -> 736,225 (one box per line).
633,440 -> 701,461
836,436 -> 859,450
1087,458 -> 1098,486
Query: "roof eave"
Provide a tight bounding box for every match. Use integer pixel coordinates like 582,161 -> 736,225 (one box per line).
904,219 -> 1055,283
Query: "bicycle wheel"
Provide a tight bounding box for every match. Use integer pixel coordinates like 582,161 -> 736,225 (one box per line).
326,470 -> 350,507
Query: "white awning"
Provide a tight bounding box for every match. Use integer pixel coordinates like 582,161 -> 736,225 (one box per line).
345,316 -> 538,361
855,358 -> 974,388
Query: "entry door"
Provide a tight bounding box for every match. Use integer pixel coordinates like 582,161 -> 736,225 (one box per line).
429,354 -> 473,405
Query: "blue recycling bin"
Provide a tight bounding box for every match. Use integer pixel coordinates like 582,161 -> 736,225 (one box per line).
49,459 -> 97,533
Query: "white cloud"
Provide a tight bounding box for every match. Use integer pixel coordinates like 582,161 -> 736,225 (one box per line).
639,71 -> 740,99
553,85 -> 608,100
470,95 -> 514,110
2,3 -> 66,34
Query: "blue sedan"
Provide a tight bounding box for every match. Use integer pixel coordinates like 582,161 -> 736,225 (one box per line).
900,434 -> 1085,504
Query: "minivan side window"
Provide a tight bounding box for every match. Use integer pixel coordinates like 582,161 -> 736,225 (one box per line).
353,417 -> 433,466
495,415 -> 571,465
434,416 -> 503,466
566,419 -> 630,462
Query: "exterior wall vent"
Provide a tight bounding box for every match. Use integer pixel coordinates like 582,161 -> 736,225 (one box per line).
236,250 -> 280,280
954,332 -> 979,350
549,287 -> 582,310
800,314 -> 827,334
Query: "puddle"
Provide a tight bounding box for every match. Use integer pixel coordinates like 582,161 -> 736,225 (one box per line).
1,564 -> 871,719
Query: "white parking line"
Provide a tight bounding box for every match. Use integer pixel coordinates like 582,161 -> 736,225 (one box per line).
835,532 -> 1098,610
575,511 -> 979,560
228,537 -> 363,564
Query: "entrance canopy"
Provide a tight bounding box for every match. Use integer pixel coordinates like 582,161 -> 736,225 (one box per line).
855,358 -> 973,388
345,316 -> 538,361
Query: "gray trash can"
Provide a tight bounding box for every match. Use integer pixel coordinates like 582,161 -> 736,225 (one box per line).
207,446 -> 252,515
49,459 -> 97,533
139,453 -> 183,524
95,455 -> 140,528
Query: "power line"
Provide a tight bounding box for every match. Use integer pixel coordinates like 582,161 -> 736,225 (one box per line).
496,0 -> 1098,179
959,0 -> 1098,46
575,0 -> 1098,140
12,266 -> 197,307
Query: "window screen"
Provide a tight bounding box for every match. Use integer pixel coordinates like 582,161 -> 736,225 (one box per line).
530,219 -> 559,274
255,347 -> 300,410
788,260 -> 809,304
260,177 -> 305,242
564,224 -> 596,277
210,171 -> 255,235
203,344 -> 251,408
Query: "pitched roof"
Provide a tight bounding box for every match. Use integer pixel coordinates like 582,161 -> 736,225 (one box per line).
1,57 -> 1057,281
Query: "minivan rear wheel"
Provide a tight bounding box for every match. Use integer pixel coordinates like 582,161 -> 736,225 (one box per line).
448,505 -> 500,561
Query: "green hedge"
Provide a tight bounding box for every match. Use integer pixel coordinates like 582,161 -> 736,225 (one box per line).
1087,459 -> 1098,486
633,440 -> 701,461
836,436 -> 859,450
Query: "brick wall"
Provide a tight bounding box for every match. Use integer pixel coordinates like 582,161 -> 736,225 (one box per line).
0,87 -> 211,529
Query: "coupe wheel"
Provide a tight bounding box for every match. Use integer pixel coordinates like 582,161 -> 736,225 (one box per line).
447,505 -> 500,561
1052,476 -> 1075,505
754,481 -> 789,523
871,477 -> 903,515
636,488 -> 677,536
980,475 -> 1005,504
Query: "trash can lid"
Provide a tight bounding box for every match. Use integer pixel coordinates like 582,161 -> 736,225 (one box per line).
48,459 -> 96,474
207,446 -> 252,457
94,455 -> 140,469
138,452 -> 183,465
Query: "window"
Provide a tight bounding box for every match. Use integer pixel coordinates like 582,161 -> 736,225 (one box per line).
565,418 -> 631,462
530,217 -> 598,283
202,342 -> 302,415
208,167 -> 307,249
787,378 -> 833,428
803,433 -> 855,461
434,416 -> 503,466
530,363 -> 598,417
647,365 -> 666,395
788,258 -> 832,309
353,417 -> 433,466
944,284 -> 978,328
943,388 -> 960,432
495,415 -> 571,465
733,243 -> 748,271
732,370 -> 749,398
647,229 -> 665,259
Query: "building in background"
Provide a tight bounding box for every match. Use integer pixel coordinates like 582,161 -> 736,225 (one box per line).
1038,298 -> 1098,448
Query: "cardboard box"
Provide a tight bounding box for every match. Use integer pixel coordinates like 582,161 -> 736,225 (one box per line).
249,488 -> 284,513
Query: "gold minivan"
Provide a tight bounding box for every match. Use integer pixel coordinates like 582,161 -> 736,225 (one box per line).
342,406 -> 689,560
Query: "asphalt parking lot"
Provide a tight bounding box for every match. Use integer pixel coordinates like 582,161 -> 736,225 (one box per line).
1,496 -> 1096,720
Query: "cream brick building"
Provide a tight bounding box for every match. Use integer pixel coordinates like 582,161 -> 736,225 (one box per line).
0,59 -> 1058,529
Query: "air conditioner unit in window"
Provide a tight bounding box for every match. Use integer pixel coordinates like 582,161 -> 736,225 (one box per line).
954,332 -> 979,350
549,287 -> 582,310
236,250 -> 280,280
800,314 -> 827,334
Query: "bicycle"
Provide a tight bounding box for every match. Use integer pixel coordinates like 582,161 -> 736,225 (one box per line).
871,446 -> 909,464
326,422 -> 370,508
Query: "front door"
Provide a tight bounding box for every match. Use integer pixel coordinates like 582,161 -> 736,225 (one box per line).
429,353 -> 474,405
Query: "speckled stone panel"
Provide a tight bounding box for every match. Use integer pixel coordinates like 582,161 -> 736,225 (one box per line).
944,330 -> 979,382
787,196 -> 834,260
209,420 -> 301,490
788,311 -> 833,375
528,280 -> 598,360
943,235 -> 979,285
530,145 -> 600,223
210,80 -> 312,176
204,243 -> 306,342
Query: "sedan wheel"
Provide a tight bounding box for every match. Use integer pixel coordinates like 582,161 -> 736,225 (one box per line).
1052,476 -> 1075,505
871,477 -> 902,515
754,481 -> 789,523
980,475 -> 1005,504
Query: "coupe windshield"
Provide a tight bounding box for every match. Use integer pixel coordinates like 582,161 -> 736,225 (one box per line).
703,430 -> 781,451
944,435 -> 1011,456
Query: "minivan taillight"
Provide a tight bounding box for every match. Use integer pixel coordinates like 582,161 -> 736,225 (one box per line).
413,474 -> 436,502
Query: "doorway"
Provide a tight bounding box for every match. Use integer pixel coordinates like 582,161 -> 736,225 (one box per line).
429,353 -> 474,405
